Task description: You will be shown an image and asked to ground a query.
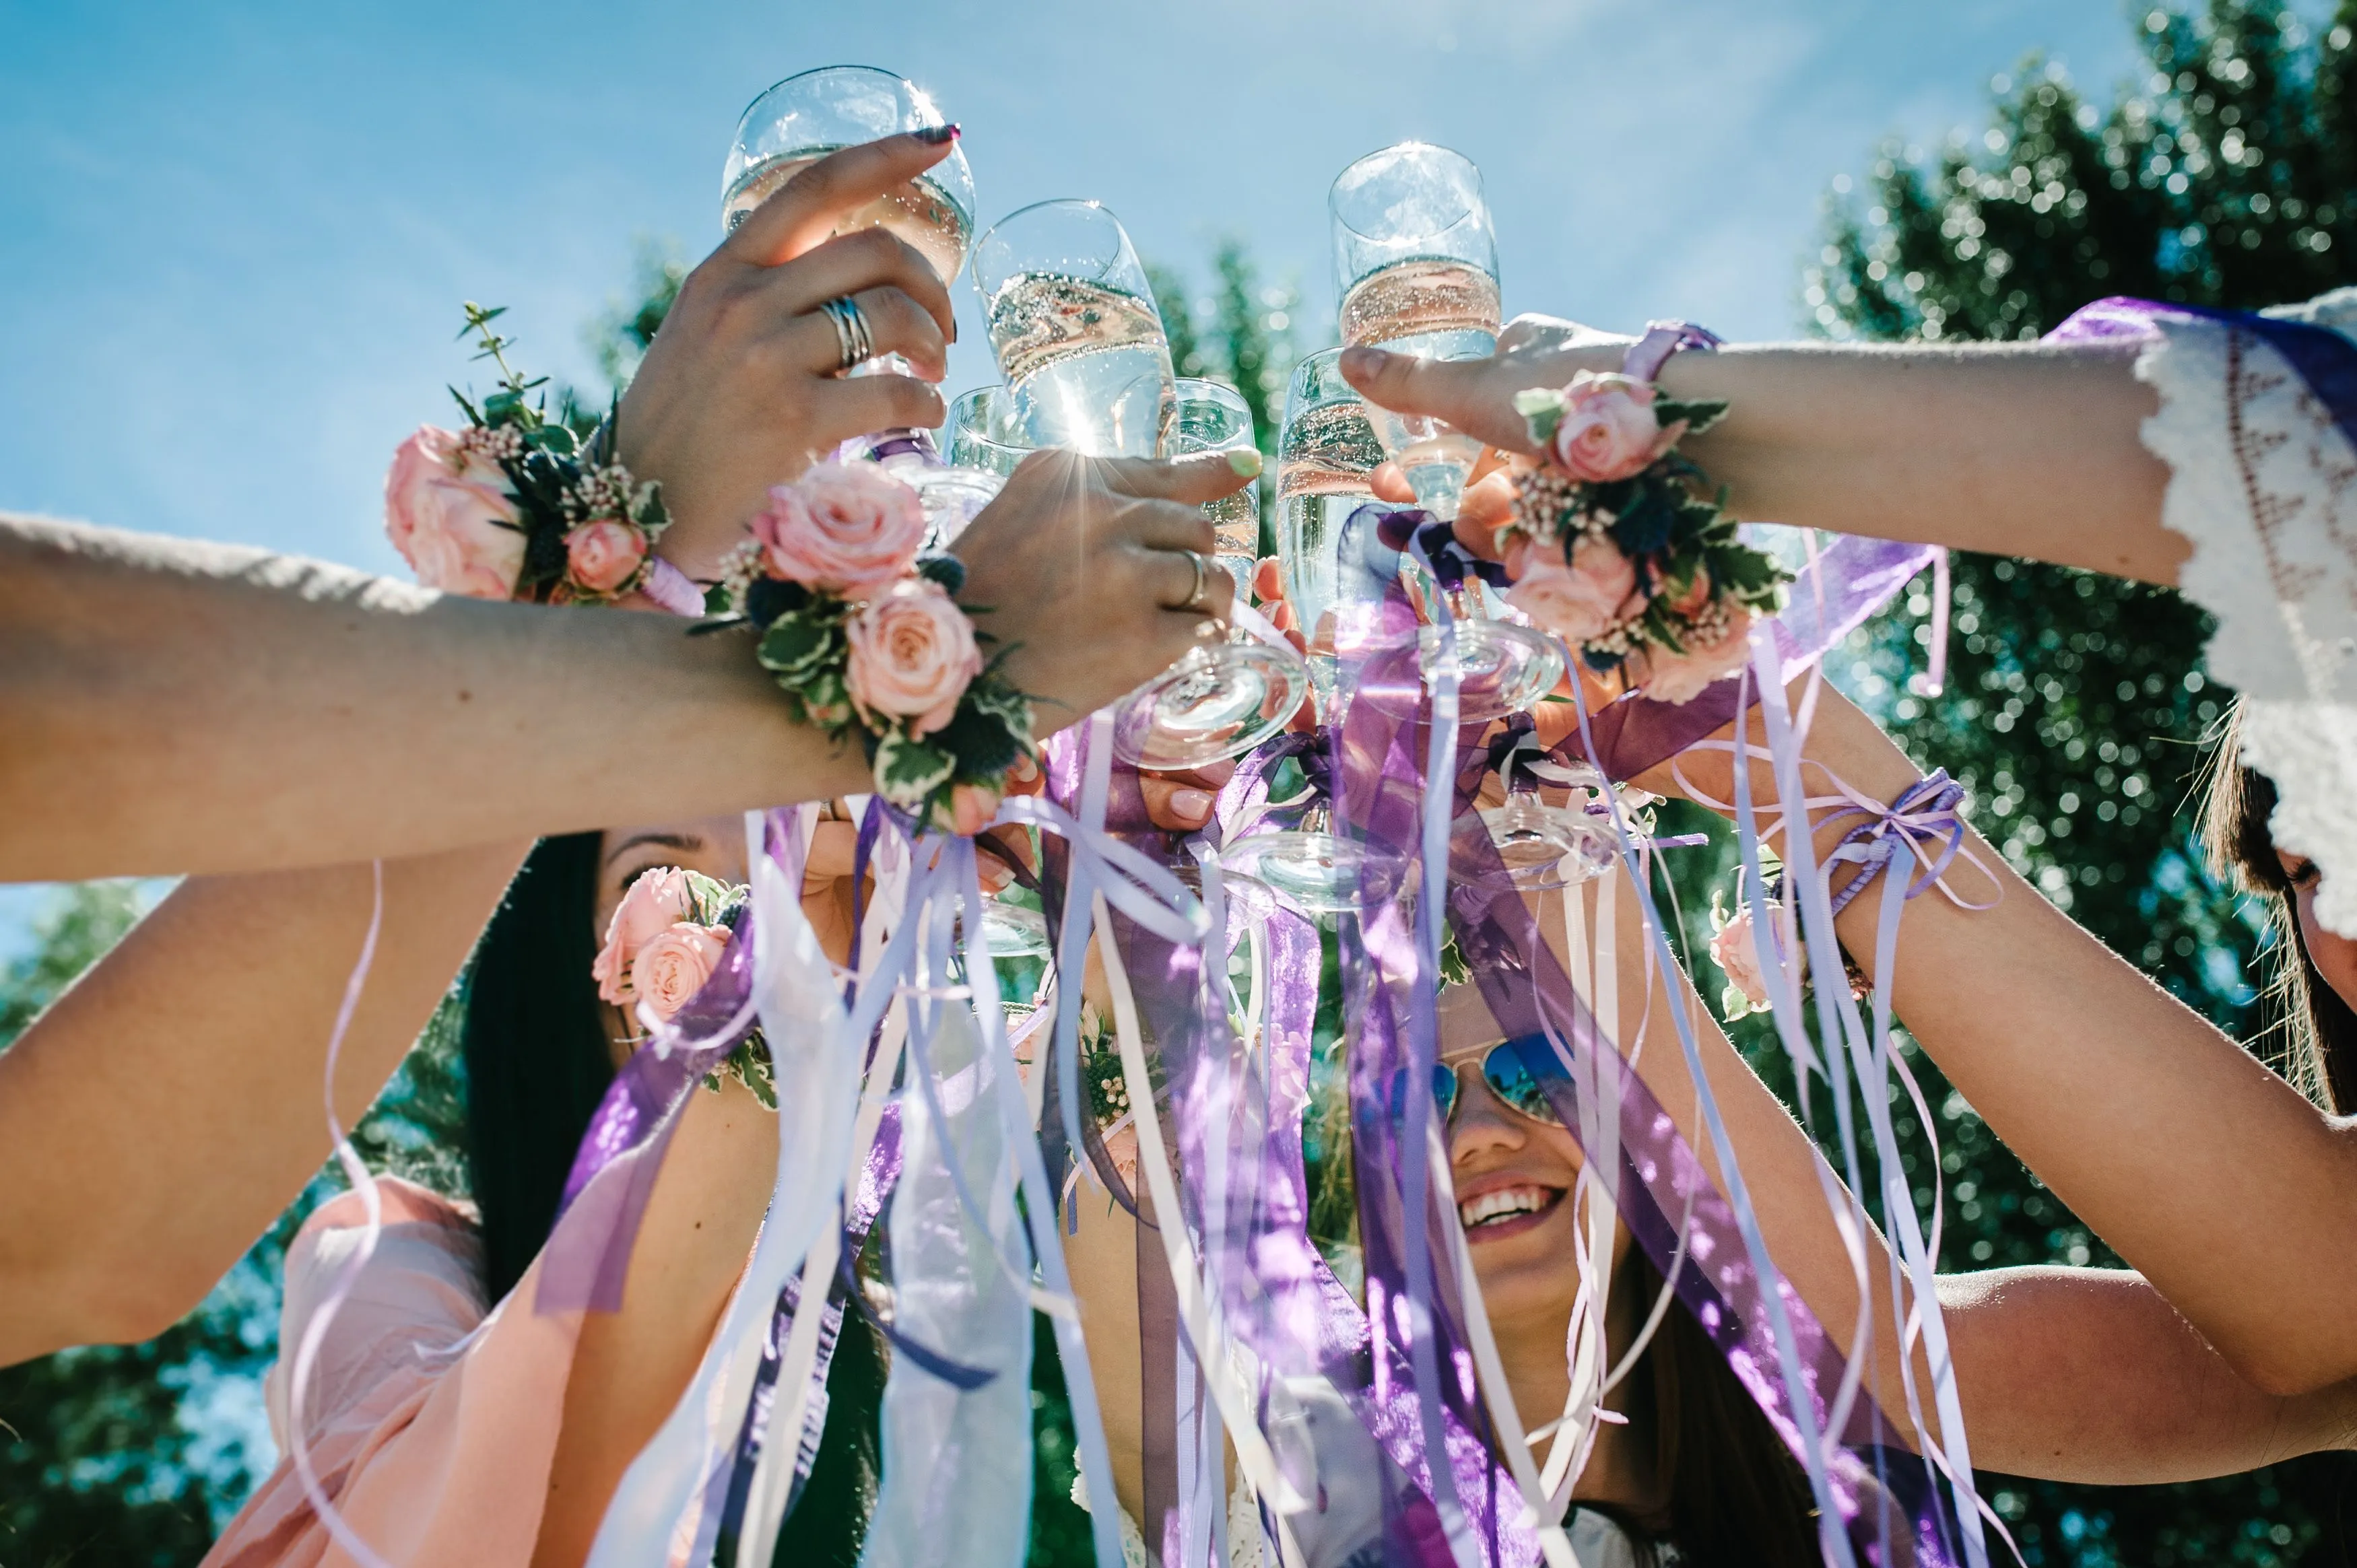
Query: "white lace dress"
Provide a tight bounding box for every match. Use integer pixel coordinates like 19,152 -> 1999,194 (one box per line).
2137,287 -> 2357,934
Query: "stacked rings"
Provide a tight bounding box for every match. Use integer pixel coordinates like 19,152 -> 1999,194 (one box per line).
818,296 -> 875,371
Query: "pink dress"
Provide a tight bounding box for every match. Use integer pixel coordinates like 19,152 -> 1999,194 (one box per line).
202,1178 -> 587,1568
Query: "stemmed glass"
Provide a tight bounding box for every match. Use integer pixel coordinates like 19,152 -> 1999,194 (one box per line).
973,202 -> 1304,768
1329,142 -> 1561,722
1452,755 -> 1614,892
721,65 -> 975,465
943,386 -> 1030,478
1217,351 -> 1401,914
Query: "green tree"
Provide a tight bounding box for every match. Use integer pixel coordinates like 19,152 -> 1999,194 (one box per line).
1800,1 -> 2357,1560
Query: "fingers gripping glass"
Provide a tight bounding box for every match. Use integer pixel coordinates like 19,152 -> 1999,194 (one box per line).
1393,1034 -> 1568,1127
1109,379 -> 1308,770
721,65 -> 975,461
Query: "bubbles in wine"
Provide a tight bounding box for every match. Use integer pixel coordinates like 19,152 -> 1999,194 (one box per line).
721,149 -> 971,286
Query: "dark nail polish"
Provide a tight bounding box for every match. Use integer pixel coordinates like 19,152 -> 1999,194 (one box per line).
913,123 -> 961,145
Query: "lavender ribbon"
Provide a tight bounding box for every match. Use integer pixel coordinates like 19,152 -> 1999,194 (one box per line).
2047,294 -> 2357,458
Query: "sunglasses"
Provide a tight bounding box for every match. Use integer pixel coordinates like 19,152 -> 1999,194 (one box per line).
1391,1033 -> 1568,1127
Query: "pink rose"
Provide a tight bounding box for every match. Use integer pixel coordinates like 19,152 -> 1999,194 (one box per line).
948,782 -> 1001,838
630,922 -> 732,1021
1708,907 -> 1772,1011
1633,607 -> 1756,704
592,866 -> 693,1004
846,579 -> 981,737
750,461 -> 927,597
1548,372 -> 1684,483
1504,535 -> 1640,643
384,425 -> 527,599
564,518 -> 649,595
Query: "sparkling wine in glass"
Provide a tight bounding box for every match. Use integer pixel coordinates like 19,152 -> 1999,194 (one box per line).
1218,351 -> 1403,914
972,200 -> 1174,458
1329,143 -> 1561,722
721,65 -> 975,463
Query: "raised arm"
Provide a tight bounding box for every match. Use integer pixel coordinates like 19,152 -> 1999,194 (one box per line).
1642,681 -> 2357,1399
1339,318 -> 2183,584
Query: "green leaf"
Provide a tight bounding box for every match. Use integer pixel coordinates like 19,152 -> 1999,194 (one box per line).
1652,397 -> 1729,436
756,613 -> 836,678
873,732 -> 956,808
1513,386 -> 1568,448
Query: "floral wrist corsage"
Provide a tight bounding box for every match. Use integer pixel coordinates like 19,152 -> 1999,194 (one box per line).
1500,324 -> 1788,704
594,866 -> 773,1105
384,304 -> 702,614
712,461 -> 1036,834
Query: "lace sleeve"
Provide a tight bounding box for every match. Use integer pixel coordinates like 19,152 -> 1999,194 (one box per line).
2136,288 -> 2357,934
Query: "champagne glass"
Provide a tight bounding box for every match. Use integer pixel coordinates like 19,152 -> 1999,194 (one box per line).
1329,143 -> 1561,722
974,205 -> 1304,768
1110,380 -> 1307,768
1451,757 -> 1614,892
943,385 -> 1030,478
1217,351 -> 1400,914
721,66 -> 975,463
972,199 -> 1174,458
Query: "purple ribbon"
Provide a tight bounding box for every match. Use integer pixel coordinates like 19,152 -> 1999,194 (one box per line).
2047,294 -> 2357,458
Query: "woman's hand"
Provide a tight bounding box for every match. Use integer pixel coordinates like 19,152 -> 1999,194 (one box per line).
954,448 -> 1247,731
1340,314 -> 1630,457
616,133 -> 961,579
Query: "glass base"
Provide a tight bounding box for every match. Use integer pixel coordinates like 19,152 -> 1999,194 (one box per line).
1450,802 -> 1613,892
1111,638 -> 1309,770
1415,620 -> 1565,724
1220,829 -> 1403,915
976,900 -> 1052,959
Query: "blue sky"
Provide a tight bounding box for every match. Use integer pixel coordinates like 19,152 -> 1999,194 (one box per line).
0,0 -> 2211,951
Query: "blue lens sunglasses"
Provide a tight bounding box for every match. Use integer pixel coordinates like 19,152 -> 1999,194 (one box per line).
1394,1032 -> 1570,1126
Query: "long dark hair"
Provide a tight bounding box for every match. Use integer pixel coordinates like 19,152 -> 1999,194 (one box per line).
1597,1250 -> 1820,1567
2199,702 -> 2357,1111
458,834 -> 885,1564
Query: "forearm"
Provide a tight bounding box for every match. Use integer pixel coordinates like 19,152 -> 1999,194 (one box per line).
1654,339 -> 2182,582
1945,1266 -> 2357,1482
533,1077 -> 778,1568
0,842 -> 524,1361
1723,689 -> 2357,1394
0,514 -> 871,880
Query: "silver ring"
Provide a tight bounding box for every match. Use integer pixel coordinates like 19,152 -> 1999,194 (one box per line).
818,296 -> 871,370
1180,549 -> 1212,613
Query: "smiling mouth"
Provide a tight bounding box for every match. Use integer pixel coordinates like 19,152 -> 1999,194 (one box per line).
1457,1185 -> 1564,1232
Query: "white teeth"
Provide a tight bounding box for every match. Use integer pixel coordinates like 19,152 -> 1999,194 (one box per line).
1458,1186 -> 1554,1229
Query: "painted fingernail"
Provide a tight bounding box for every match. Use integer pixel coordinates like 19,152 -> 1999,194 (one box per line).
1226,448 -> 1263,478
1172,788 -> 1214,820
913,124 -> 961,145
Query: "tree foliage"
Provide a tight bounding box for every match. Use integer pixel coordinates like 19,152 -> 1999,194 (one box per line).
1799,2 -> 2357,1561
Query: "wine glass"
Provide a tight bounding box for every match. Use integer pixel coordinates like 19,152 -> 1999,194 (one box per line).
1451,756 -> 1614,893
1216,351 -> 1401,914
1329,143 -> 1561,723
1109,380 -> 1308,769
972,199 -> 1174,458
974,204 -> 1304,768
721,65 -> 975,463
943,386 -> 1030,477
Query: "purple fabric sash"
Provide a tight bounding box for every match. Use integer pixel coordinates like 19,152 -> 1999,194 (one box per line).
2047,294 -> 2357,459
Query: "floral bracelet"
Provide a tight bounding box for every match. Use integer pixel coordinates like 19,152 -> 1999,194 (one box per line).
712,461 -> 1036,835
1500,320 -> 1790,704
385,304 -> 703,614
595,866 -> 773,1105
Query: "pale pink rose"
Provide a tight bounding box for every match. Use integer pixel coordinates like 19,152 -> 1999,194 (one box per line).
1548,372 -> 1684,483
949,782 -> 1001,837
1709,908 -> 1772,1010
750,462 -> 927,596
630,922 -> 732,1021
384,425 -> 527,599
1633,607 -> 1757,704
564,519 -> 649,594
846,579 -> 981,737
1505,536 -> 1640,643
592,866 -> 694,1004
